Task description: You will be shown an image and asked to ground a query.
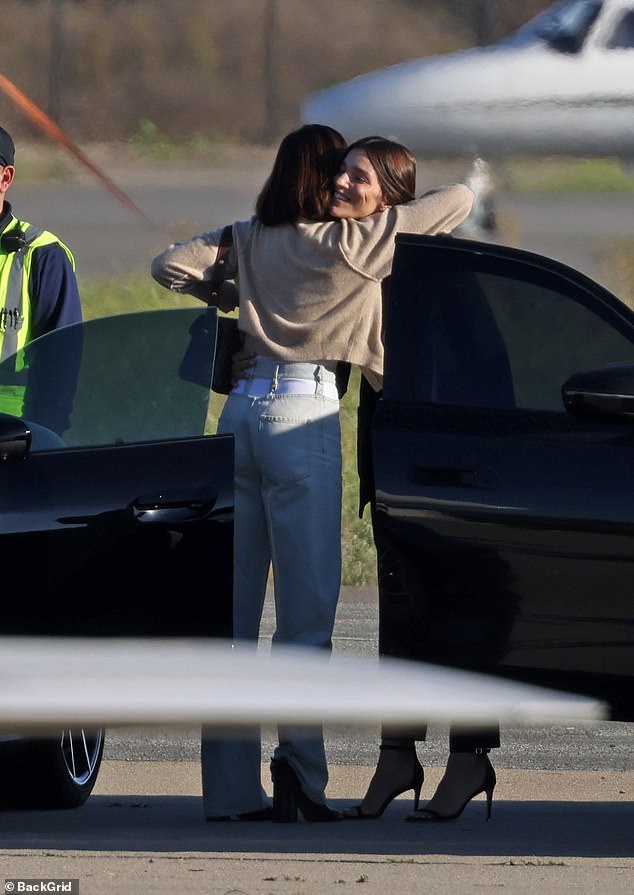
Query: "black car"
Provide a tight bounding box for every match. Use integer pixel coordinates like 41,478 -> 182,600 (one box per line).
373,234 -> 634,721
0,306 -> 234,809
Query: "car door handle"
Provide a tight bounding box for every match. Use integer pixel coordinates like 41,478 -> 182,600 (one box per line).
409,466 -> 496,488
56,490 -> 222,527
131,489 -> 218,523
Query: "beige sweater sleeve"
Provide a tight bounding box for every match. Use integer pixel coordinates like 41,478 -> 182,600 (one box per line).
337,183 -> 474,280
150,225 -> 240,310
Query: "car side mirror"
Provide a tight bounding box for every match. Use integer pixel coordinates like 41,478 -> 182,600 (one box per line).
0,413 -> 31,463
562,363 -> 634,421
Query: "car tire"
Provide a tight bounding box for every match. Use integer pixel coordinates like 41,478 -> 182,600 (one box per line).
0,729 -> 105,809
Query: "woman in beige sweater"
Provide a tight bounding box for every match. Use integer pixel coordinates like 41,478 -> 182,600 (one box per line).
151,127 -> 473,823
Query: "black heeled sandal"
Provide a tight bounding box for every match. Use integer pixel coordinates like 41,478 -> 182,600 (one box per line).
270,757 -> 341,823
343,743 -> 424,820
406,750 -> 496,823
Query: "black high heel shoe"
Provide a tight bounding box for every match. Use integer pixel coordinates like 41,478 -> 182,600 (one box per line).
343,743 -> 424,820
270,757 -> 341,823
406,751 -> 496,823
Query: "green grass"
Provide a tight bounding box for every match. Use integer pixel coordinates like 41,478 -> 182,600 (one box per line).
502,156 -> 634,193
599,238 -> 634,311
338,367 -> 376,585
79,270 -> 200,319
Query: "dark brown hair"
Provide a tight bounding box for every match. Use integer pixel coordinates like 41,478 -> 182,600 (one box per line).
256,124 -> 346,226
344,136 -> 416,205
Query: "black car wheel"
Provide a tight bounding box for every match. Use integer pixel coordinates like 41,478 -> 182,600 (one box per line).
0,728 -> 105,809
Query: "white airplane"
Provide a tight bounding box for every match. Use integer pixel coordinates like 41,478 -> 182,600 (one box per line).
301,0 -> 634,161
0,637 -> 606,733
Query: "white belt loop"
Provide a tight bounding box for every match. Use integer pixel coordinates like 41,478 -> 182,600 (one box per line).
314,365 -> 323,397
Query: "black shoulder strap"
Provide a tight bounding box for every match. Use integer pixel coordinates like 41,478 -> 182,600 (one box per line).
209,225 -> 233,302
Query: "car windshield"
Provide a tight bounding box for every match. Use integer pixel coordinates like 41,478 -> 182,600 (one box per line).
0,307 -> 218,450
500,0 -> 603,51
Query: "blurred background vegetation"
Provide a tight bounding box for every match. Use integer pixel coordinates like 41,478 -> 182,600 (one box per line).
3,0 -> 551,147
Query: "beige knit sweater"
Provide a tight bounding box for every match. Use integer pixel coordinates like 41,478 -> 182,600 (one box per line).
151,183 -> 473,389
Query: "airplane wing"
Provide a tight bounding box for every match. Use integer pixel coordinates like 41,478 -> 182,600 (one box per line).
0,637 -> 607,732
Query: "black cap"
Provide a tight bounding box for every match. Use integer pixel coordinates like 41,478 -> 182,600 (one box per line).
0,127 -> 15,167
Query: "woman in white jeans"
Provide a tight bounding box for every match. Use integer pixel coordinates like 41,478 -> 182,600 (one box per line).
152,128 -> 474,822
203,358 -> 342,821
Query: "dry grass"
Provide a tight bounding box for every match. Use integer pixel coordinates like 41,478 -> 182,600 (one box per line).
600,239 -> 634,311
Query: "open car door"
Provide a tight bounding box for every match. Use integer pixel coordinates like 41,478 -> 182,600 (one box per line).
0,306 -> 233,809
0,306 -> 233,638
375,234 -> 634,720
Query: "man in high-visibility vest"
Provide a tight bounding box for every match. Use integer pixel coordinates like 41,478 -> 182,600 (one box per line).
0,126 -> 82,434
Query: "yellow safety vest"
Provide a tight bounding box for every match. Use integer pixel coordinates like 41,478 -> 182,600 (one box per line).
0,215 -> 75,417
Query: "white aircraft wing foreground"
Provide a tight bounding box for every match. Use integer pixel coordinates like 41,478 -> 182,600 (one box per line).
0,637 -> 606,733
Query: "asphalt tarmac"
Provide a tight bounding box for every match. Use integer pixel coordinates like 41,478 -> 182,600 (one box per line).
1,594 -> 631,893
0,760 -> 632,894
11,150 -> 634,289
45,587 -> 629,895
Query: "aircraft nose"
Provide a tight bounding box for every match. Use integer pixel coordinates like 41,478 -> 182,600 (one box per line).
303,88 -> 353,136
302,71 -> 415,144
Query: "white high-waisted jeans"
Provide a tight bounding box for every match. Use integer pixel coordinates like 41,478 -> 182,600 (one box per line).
201,358 -> 342,817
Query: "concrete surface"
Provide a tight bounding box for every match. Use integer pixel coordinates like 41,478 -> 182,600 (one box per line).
12,151 -> 634,288
0,760 -> 632,894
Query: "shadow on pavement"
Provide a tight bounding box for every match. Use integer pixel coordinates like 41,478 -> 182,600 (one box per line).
0,796 -> 632,858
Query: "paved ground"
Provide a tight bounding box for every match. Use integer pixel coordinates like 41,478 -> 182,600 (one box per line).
0,760 -> 632,895
2,588 -> 629,894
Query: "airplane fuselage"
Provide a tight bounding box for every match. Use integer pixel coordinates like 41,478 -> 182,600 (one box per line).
302,0 -> 634,158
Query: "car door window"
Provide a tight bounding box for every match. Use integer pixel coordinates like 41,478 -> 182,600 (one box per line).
0,307 -> 218,450
465,269 -> 634,411
384,236 -> 634,412
0,306 -> 234,639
